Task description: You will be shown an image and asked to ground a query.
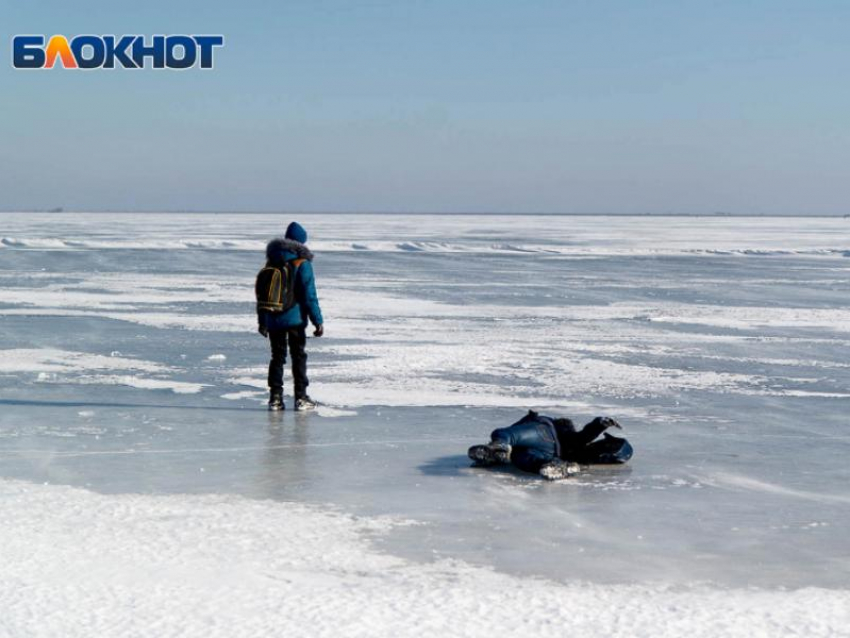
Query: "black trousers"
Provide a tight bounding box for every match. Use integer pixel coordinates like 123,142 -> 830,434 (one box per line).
268,327 -> 309,398
556,417 -> 611,458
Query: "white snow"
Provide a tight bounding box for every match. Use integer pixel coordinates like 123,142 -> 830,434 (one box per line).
315,405 -> 358,417
220,390 -> 266,401
0,348 -> 166,374
1,479 -> 846,638
0,348 -> 205,394
73,374 -> 206,394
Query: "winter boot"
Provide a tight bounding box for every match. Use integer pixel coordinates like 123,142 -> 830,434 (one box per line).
539,459 -> 581,480
467,442 -> 512,466
268,389 -> 284,411
295,395 -> 317,411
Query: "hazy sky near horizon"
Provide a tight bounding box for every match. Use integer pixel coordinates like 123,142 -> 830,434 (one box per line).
2,1 -> 848,214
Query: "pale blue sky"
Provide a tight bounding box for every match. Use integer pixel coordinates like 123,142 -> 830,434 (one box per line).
2,0 -> 848,213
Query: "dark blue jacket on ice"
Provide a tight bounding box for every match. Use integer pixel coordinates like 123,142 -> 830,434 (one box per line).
258,237 -> 324,331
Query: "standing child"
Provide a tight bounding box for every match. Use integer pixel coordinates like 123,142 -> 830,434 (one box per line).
256,221 -> 324,411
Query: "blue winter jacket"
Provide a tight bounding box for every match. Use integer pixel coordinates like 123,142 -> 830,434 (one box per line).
258,238 -> 324,331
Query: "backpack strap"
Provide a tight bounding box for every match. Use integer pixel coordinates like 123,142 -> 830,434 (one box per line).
283,259 -> 306,306
287,259 -> 306,283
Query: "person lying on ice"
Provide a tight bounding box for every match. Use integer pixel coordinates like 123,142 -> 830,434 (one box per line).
468,410 -> 633,480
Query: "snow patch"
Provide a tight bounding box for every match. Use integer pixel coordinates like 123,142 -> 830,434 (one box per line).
0,479 -> 846,638
2,348 -> 203,394
75,375 -> 206,394
220,390 -> 266,401
0,348 -> 166,374
315,406 -> 358,418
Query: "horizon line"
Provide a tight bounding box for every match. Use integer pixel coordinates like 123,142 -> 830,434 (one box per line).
2,209 -> 849,218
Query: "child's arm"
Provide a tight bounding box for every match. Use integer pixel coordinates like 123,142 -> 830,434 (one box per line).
298,261 -> 324,329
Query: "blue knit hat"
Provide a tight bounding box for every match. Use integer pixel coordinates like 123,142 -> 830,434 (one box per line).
285,221 -> 308,244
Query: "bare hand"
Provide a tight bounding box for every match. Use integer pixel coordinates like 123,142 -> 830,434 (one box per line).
601,417 -> 622,429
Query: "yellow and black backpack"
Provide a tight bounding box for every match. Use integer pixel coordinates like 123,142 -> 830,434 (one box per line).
255,259 -> 304,313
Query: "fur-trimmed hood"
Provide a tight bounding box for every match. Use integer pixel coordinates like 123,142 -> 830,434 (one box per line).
266,237 -> 314,262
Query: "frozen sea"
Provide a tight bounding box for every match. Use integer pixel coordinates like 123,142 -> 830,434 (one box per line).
1,212 -> 849,636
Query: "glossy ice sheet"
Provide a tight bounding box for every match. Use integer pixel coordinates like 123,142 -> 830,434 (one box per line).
1,213 -> 849,588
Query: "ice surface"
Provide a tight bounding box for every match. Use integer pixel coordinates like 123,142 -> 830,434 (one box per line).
1,213 -> 849,634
